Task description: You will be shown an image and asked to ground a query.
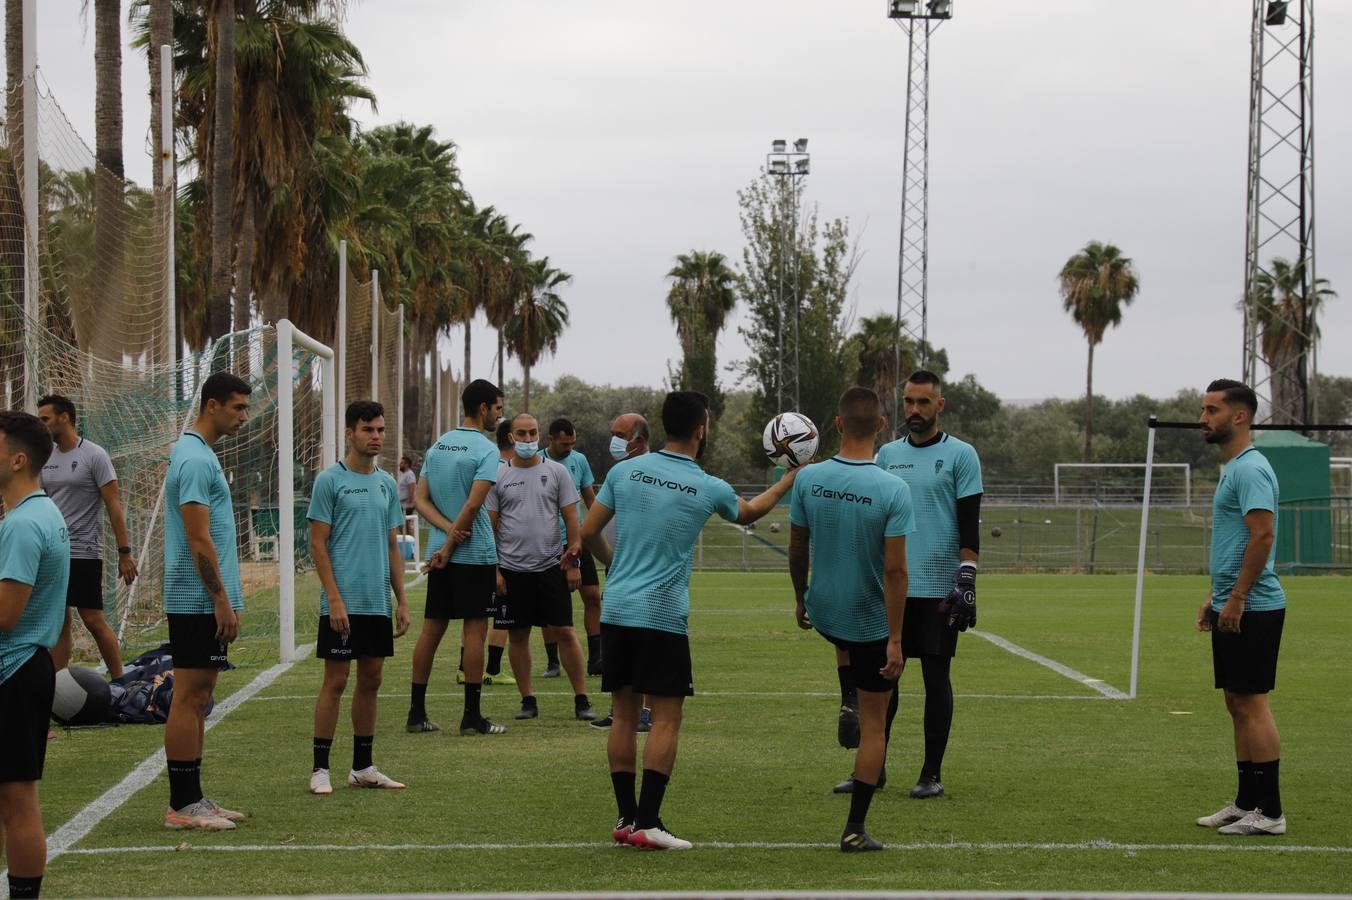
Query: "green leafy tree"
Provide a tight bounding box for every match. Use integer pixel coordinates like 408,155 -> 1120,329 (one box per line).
1249,257 -> 1336,424
665,250 -> 737,418
1058,240 -> 1140,460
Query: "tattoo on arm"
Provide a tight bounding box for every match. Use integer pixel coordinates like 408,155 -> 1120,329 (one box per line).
195,552 -> 224,597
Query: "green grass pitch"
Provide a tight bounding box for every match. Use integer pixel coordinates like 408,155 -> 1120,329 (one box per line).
25,572 -> 1352,895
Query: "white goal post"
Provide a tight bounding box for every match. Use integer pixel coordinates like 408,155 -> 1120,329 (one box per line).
277,319 -> 337,663
1054,462 -> 1191,505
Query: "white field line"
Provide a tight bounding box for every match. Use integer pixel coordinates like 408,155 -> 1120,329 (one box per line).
61,838 -> 1352,856
249,690 -> 1105,702
42,642 -> 318,864
973,630 -> 1129,700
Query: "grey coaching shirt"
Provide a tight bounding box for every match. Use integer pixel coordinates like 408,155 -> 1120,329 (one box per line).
40,437 -> 117,560
487,458 -> 579,573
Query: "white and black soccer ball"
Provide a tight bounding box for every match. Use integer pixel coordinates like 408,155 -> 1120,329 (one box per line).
52,666 -> 112,727
762,412 -> 819,469
768,521 -> 781,534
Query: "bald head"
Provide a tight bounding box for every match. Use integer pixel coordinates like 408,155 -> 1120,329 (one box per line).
609,412 -> 649,460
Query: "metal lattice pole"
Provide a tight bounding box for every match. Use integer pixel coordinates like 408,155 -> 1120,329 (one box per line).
1242,0 -> 1316,425
766,140 -> 810,412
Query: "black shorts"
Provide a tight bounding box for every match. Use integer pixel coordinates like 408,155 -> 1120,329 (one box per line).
821,631 -> 898,694
0,649 -> 55,783
167,613 -> 232,670
316,614 -> 394,660
901,596 -> 958,659
578,552 -> 599,589
67,557 -> 105,611
600,624 -> 694,698
1210,607 -> 1284,694
424,563 -> 496,621
493,568 -> 573,630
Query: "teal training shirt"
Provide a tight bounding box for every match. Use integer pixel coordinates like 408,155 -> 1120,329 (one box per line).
1210,445 -> 1285,612
163,430 -> 243,614
596,450 -> 740,635
0,492 -> 70,684
307,462 -> 404,617
874,433 -> 982,598
421,427 -> 499,565
547,448 -> 594,545
790,457 -> 915,643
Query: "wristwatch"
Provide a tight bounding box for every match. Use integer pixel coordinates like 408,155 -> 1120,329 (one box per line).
117,546 -> 132,555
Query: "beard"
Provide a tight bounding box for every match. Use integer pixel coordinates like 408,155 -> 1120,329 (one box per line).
696,436 -> 707,460
906,413 -> 936,435
1203,424 -> 1231,445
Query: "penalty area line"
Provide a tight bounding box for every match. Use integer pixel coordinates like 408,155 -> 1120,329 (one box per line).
41,642 -> 318,864
973,630 -> 1129,700
61,839 -> 1352,855
249,690 -> 1108,703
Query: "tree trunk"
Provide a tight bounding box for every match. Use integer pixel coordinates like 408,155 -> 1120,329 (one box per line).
233,188 -> 255,370
92,0 -> 124,361
3,0 -> 24,405
496,329 -> 504,388
522,363 -> 531,412
148,0 -> 172,194
1083,340 -> 1095,461
463,318 -> 471,385
207,0 -> 235,341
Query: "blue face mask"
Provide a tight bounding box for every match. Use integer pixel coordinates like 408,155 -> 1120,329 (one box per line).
609,435 -> 631,461
514,440 -> 539,460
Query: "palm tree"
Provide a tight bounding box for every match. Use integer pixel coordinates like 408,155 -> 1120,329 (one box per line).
3,0 -> 24,404
207,0 -> 235,339
1058,241 -> 1139,459
1250,257 -> 1337,424
148,0 -> 173,194
665,250 -> 737,417
504,257 -> 571,411
850,313 -> 908,415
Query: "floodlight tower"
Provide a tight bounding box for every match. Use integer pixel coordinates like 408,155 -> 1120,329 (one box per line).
1242,0 -> 1317,424
766,138 -> 810,412
888,0 -> 951,436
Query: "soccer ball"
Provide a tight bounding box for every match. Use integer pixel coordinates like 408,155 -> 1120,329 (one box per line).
762,412 -> 819,468
769,521 -> 781,534
991,526 -> 1003,538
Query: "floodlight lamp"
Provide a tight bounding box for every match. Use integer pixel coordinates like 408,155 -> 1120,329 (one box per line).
793,138 -> 809,153
772,139 -> 787,153
928,0 -> 953,18
1264,1 -> 1289,26
769,160 -> 789,175
794,159 -> 809,174
888,0 -> 918,19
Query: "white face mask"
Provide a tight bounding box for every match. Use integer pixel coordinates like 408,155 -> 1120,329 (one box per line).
609,435 -> 631,461
514,440 -> 539,460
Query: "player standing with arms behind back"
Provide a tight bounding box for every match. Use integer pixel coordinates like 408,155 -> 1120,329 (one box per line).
1195,379 -> 1287,836
579,391 -> 796,850
0,411 -> 70,899
161,373 -> 251,831
307,401 -> 409,795
864,369 -> 982,799
790,388 -> 913,852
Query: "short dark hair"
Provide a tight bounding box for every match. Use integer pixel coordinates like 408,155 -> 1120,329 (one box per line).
400,455 -> 413,466
200,372 -> 252,412
548,417 -> 575,438
906,370 -> 943,393
495,417 -> 514,450
662,391 -> 709,440
345,399 -> 385,430
1206,379 -> 1258,418
838,387 -> 883,439
461,379 -> 503,417
37,394 -> 77,424
0,410 -> 54,475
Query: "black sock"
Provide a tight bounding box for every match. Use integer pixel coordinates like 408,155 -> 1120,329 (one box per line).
521,694 -> 537,708
194,756 -> 204,800
884,684 -> 900,747
545,641 -> 560,667
587,633 -> 601,660
636,769 -> 670,830
611,770 -> 637,822
920,656 -> 953,779
458,644 -> 465,672
575,693 -> 590,709
353,735 -> 374,771
1235,760 -> 1255,810
464,682 -> 482,720
409,682 -> 428,720
7,875 -> 42,899
486,644 -> 504,677
167,759 -> 201,811
837,665 -> 857,709
1253,758 -> 1282,818
847,778 -> 878,830
313,737 -> 333,771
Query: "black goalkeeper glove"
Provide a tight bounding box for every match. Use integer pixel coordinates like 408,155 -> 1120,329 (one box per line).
941,564 -> 977,631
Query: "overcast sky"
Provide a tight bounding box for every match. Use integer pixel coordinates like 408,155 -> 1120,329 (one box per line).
22,0 -> 1352,403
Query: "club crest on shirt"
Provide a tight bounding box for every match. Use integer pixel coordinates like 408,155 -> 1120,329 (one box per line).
540,475 -> 548,486
71,460 -> 79,471
934,459 -> 945,475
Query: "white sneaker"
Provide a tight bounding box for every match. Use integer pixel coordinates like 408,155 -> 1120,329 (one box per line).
1218,809 -> 1287,835
1196,802 -> 1247,828
628,825 -> 693,850
309,769 -> 333,795
164,801 -> 235,831
200,797 -> 245,822
348,766 -> 406,789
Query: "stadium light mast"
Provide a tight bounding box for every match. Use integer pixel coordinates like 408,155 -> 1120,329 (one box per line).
1242,0 -> 1317,425
766,138 -> 810,412
888,0 -> 951,437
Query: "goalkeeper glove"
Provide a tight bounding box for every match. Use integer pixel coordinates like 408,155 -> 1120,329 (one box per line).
942,563 -> 977,631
